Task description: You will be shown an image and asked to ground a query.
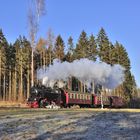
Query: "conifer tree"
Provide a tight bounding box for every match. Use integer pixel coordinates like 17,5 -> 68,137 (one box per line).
86,34 -> 97,61
13,36 -> 31,102
21,36 -> 31,99
74,31 -> 89,59
0,29 -> 8,101
97,28 -> 112,64
65,36 -> 75,62
54,35 -> 65,61
114,41 -> 130,69
113,41 -> 137,102
14,37 -> 23,102
5,44 -> 15,101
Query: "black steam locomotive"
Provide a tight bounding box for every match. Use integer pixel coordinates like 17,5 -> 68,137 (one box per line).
27,85 -> 125,108
28,85 -> 66,108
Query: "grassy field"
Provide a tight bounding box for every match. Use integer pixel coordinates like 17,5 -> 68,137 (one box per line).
0,108 -> 140,140
1,107 -> 140,114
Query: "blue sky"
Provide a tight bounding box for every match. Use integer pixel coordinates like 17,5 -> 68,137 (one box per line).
0,0 -> 140,87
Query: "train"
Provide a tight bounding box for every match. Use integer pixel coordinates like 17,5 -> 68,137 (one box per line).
27,85 -> 125,108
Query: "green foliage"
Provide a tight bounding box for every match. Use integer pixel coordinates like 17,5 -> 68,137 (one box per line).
113,42 -> 131,69
65,36 -> 75,62
0,28 -> 138,103
97,28 -> 109,59
0,29 -> 8,46
113,41 -> 136,99
74,31 -> 88,59
0,29 -> 8,68
54,35 -> 65,61
0,29 -> 9,100
86,34 -> 97,61
97,28 -> 112,64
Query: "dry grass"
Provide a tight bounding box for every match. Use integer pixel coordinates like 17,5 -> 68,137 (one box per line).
0,108 -> 140,139
0,101 -> 28,108
60,108 -> 140,113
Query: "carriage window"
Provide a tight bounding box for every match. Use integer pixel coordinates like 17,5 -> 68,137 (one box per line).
79,94 -> 80,99
72,77 -> 79,91
77,94 -> 79,99
72,94 -> 74,99
84,95 -> 85,99
70,93 -> 73,99
75,94 -> 76,99
89,96 -> 91,100
98,96 -> 100,101
73,94 -> 75,99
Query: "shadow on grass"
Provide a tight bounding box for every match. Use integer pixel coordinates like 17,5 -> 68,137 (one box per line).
0,110 -> 140,140
30,112 -> 140,140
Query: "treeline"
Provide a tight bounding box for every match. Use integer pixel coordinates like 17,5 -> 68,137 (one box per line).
0,28 -> 137,103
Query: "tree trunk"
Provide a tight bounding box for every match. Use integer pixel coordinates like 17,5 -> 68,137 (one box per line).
27,64 -> 30,99
0,51 -> 2,100
3,72 -> 6,101
8,68 -> 12,101
11,71 -> 13,101
31,48 -> 34,87
18,55 -> 23,102
13,67 -> 17,101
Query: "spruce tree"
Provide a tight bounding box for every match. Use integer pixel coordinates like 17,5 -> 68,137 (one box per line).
22,36 -> 32,99
0,29 -> 9,101
13,36 -> 32,101
86,34 -> 97,61
97,28 -> 112,64
113,41 -> 137,102
74,31 -> 89,59
5,44 -> 15,101
114,41 -> 130,70
54,35 -> 65,61
65,36 -> 75,62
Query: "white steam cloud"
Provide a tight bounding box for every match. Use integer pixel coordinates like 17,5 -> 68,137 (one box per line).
37,58 -> 125,89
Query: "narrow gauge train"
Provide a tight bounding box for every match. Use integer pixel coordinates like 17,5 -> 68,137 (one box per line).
27,85 -> 124,108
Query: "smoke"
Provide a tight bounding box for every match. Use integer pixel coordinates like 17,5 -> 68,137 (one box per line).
37,58 -> 125,89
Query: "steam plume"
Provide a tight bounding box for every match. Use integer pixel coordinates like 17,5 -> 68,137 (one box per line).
37,58 -> 125,89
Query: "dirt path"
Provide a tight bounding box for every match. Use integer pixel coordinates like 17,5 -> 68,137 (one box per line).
0,108 -> 140,140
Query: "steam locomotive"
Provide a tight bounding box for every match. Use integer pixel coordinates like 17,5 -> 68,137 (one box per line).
27,85 -> 124,108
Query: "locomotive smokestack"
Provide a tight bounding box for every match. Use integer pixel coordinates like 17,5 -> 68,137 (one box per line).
37,58 -> 125,89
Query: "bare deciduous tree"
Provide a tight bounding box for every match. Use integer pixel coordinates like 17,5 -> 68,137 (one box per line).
28,0 -> 46,87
